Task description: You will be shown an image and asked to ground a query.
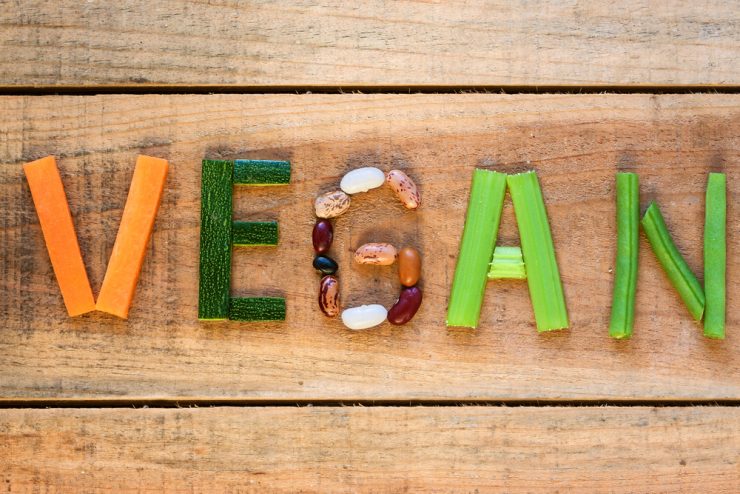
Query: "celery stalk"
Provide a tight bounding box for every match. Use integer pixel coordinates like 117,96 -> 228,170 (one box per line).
446,169 -> 507,328
507,171 -> 569,332
641,202 -> 705,321
704,173 -> 726,338
488,246 -> 526,280
609,173 -> 639,339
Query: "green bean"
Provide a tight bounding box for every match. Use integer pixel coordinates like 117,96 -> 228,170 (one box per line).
609,173 -> 639,339
641,202 -> 705,321
704,173 -> 726,339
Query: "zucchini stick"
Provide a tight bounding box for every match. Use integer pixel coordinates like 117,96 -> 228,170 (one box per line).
488,246 -> 526,280
609,173 -> 639,339
507,172 -> 569,332
704,173 -> 726,339
640,202 -> 705,321
230,297 -> 286,321
446,169 -> 508,328
232,221 -> 279,246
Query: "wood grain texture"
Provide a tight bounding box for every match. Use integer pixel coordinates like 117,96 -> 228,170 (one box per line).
1,0 -> 739,87
0,93 -> 739,401
1,406 -> 738,492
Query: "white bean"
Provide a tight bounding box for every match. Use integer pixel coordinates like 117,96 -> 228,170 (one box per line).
341,304 -> 388,330
340,167 -> 386,194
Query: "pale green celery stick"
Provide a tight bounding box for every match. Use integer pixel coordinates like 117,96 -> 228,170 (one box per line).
488,246 -> 526,280
446,169 -> 508,328
507,171 -> 569,332
640,202 -> 705,321
609,173 -> 639,339
704,173 -> 726,339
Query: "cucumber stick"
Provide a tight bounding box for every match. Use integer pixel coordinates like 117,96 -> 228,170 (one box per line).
198,160 -> 233,320
233,160 -> 291,185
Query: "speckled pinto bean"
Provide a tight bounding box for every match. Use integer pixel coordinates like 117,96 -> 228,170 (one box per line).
314,190 -> 351,219
387,286 -> 423,325
386,170 -> 421,209
318,275 -> 340,317
354,243 -> 398,265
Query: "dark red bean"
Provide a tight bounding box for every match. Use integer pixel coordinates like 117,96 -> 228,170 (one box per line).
387,286 -> 422,325
312,219 -> 334,253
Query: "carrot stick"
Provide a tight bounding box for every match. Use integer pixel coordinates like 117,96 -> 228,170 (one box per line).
96,155 -> 168,318
23,156 -> 96,316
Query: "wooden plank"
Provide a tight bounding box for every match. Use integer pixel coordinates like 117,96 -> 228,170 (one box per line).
0,93 -> 739,401
1,1 -> 738,87
1,406 -> 738,492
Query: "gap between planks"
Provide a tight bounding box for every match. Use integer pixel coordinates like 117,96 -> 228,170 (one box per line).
1,84 -> 740,96
1,399 -> 739,409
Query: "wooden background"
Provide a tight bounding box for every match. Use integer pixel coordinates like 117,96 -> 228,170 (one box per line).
1,1 -> 738,492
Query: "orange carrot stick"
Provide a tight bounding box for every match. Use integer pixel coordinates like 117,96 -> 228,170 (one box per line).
23,156 -> 96,317
96,155 -> 169,318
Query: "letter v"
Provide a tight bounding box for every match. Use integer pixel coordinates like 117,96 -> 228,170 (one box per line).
24,155 -> 168,318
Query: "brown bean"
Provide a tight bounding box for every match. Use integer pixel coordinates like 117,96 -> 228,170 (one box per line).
354,243 -> 397,265
388,286 -> 423,325
386,169 -> 421,209
314,190 -> 351,219
398,246 -> 421,287
318,275 -> 340,317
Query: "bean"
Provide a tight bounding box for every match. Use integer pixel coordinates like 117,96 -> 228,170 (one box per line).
386,169 -> 421,209
398,246 -> 421,286
313,255 -> 338,275
354,243 -> 398,266
388,286 -> 423,325
315,190 -> 351,219
318,275 -> 340,317
312,219 -> 334,253
340,167 -> 386,195
341,304 -> 388,330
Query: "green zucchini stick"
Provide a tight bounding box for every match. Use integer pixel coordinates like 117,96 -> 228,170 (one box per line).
609,173 -> 639,339
641,202 -> 705,321
446,169 -> 508,328
704,173 -> 726,339
507,171 -> 569,332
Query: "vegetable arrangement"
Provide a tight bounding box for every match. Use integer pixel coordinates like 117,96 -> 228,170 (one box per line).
197,159 -> 290,322
311,167 -> 424,330
24,152 -> 728,340
608,172 -> 727,339
447,169 -> 568,332
24,155 -> 168,319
